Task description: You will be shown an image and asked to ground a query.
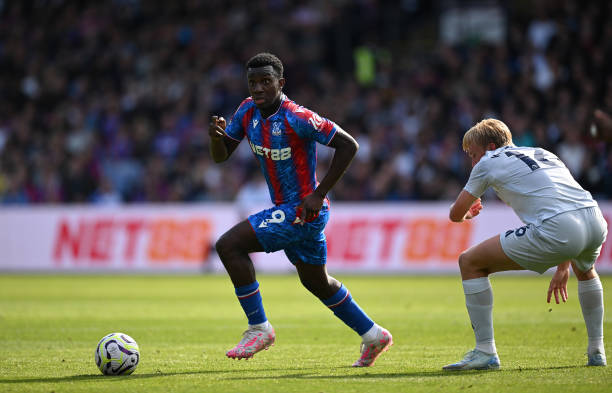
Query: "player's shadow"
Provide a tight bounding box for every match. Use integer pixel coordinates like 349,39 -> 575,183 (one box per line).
223,365 -> 578,381
1,365 -> 577,385
0,368 -> 314,384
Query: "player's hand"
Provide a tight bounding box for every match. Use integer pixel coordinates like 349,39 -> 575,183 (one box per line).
296,192 -> 324,225
465,198 -> 482,220
592,109 -> 612,142
547,265 -> 570,304
209,116 -> 226,141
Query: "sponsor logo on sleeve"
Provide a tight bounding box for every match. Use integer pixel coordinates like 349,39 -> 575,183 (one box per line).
308,113 -> 325,131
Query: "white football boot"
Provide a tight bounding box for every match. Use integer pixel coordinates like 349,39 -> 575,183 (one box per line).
443,349 -> 500,371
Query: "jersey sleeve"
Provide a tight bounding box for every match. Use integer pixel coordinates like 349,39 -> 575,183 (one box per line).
224,99 -> 251,141
464,159 -> 490,198
287,106 -> 337,145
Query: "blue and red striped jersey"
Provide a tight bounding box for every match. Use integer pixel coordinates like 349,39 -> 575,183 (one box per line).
225,94 -> 338,205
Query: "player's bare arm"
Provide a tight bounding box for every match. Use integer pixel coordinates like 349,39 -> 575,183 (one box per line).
208,115 -> 239,163
449,190 -> 481,222
297,128 -> 358,223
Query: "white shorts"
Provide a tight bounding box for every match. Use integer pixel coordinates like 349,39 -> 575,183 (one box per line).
500,207 -> 608,274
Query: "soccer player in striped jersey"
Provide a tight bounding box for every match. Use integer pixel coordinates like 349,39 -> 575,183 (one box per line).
443,118 -> 607,370
208,53 -> 392,366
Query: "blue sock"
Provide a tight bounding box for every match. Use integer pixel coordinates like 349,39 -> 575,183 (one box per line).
321,284 -> 374,335
235,281 -> 267,325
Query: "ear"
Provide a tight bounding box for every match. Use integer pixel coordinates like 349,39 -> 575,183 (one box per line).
278,78 -> 285,90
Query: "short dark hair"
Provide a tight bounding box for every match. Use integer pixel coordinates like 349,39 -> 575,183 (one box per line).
246,53 -> 283,78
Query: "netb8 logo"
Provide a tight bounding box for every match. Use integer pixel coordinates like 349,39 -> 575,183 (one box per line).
249,141 -> 291,160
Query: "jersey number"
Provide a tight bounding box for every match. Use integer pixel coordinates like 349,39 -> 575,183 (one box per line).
504,151 -> 540,171
505,225 -> 529,238
259,210 -> 286,228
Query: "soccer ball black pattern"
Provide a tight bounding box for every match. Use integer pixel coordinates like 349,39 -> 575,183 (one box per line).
94,332 -> 140,375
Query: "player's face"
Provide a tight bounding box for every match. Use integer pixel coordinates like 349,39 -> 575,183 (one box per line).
465,143 -> 487,167
247,66 -> 285,110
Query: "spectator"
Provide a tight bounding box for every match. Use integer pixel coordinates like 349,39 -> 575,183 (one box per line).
0,1 -> 609,204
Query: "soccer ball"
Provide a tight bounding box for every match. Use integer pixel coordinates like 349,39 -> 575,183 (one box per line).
95,333 -> 140,375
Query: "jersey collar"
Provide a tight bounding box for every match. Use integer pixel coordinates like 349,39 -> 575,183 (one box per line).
257,94 -> 286,121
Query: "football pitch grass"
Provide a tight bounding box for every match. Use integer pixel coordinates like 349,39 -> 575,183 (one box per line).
0,274 -> 610,393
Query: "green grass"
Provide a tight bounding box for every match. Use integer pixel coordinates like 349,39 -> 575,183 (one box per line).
0,274 -> 610,393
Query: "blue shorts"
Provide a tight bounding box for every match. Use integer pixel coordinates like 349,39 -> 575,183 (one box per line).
248,202 -> 329,265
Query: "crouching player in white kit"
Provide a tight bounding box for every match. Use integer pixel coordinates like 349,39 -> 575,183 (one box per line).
444,118 -> 608,370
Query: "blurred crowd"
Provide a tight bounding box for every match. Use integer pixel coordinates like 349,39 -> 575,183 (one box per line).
0,0 -> 610,205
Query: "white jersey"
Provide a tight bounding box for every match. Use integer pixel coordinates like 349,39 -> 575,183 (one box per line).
464,145 -> 597,226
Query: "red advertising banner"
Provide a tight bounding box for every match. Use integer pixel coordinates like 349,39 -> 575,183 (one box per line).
0,205 -> 233,272
1,202 -> 611,273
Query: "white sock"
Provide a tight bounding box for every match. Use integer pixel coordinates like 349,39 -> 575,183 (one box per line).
578,277 -> 605,355
249,320 -> 271,330
463,277 -> 497,355
361,324 -> 380,342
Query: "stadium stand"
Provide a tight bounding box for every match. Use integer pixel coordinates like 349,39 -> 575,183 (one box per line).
0,0 -> 610,204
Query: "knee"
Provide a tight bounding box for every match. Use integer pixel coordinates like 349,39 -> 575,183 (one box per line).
459,250 -> 490,278
458,251 -> 472,272
215,233 -> 239,261
572,264 -> 598,281
458,251 -> 483,274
